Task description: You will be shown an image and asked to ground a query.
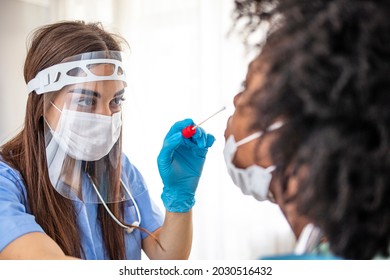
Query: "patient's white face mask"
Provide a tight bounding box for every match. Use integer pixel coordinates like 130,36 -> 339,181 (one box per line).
47,102 -> 122,161
223,132 -> 276,202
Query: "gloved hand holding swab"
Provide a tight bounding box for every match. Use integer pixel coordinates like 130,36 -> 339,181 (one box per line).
182,106 -> 226,138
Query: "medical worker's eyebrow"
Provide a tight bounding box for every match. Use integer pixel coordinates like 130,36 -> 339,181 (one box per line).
114,88 -> 125,97
69,88 -> 125,98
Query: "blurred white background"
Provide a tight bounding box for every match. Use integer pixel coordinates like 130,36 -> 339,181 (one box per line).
0,0 -> 295,259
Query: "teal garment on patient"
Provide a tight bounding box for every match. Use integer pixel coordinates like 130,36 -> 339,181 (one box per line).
262,240 -> 390,260
261,243 -> 340,260
262,253 -> 341,260
0,154 -> 163,259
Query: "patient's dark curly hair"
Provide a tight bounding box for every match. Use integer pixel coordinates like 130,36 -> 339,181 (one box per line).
233,0 -> 390,259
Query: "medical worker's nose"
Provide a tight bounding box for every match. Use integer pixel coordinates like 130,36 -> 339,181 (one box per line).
96,103 -> 114,116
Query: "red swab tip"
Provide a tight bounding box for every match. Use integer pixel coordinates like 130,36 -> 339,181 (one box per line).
182,125 -> 196,138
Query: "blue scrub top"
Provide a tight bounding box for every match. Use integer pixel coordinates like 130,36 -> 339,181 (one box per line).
0,154 -> 164,259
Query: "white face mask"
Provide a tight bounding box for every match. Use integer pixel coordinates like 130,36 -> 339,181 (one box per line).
223,132 -> 276,202
47,103 -> 122,161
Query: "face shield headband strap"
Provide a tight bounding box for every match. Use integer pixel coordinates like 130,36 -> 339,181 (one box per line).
27,58 -> 127,94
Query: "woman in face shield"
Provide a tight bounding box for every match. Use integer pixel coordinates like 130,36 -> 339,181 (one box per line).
0,21 -> 214,260
225,0 -> 390,259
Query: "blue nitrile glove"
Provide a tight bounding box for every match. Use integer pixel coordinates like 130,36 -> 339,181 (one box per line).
157,119 -> 215,213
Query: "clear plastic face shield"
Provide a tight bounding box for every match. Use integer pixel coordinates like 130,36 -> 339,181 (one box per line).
28,51 -> 131,204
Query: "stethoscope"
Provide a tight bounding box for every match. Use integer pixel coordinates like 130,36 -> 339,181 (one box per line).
86,173 -> 141,234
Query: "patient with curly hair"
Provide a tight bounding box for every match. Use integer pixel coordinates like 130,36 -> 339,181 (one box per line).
224,0 -> 390,259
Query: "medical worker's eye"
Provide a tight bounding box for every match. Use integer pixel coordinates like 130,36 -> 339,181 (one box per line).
68,88 -> 99,111
78,97 -> 96,107
111,95 -> 125,108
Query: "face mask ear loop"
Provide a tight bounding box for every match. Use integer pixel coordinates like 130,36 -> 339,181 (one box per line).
50,101 -> 63,113
86,173 -> 141,234
43,116 -> 55,133
235,121 -> 284,147
267,121 -> 284,132
236,131 -> 262,147
44,101 -> 63,133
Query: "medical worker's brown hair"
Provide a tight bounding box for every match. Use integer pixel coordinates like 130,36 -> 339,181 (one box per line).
1,21 -> 131,259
